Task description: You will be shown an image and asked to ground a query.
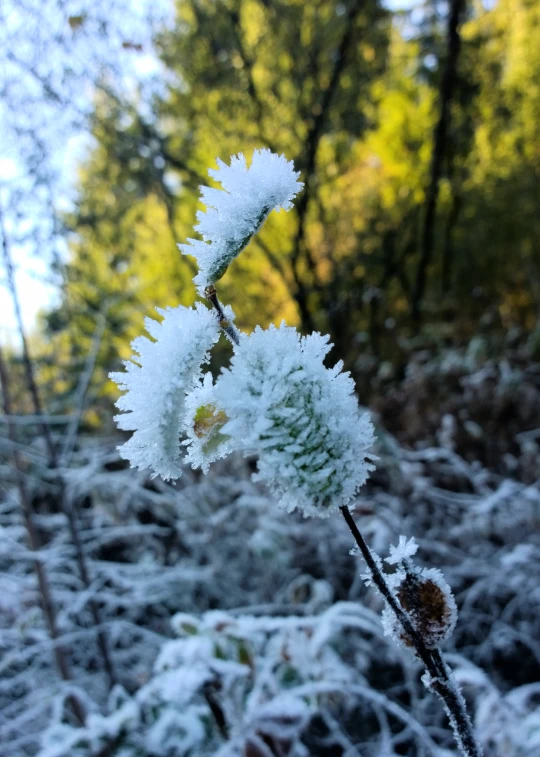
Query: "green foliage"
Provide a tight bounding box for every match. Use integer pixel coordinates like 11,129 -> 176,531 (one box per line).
46,0 -> 540,407
192,403 -> 229,455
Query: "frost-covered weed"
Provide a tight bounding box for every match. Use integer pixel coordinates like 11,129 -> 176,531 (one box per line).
381,563 -> 458,649
379,535 -> 457,649
112,151 -> 374,519
107,149 -> 482,756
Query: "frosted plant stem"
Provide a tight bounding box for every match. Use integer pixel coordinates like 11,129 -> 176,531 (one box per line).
204,285 -> 240,345
202,680 -> 229,740
340,506 -> 482,757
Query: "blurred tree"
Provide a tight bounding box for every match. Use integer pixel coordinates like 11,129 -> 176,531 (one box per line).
0,0 -> 172,419
46,0 -> 540,402
450,0 -> 540,330
50,0 -> 391,395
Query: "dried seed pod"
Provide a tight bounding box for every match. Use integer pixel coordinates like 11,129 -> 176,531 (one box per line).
383,567 -> 458,649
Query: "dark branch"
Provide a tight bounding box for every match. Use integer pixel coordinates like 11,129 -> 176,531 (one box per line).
205,285 -> 240,345
340,505 -> 481,757
291,0 -> 364,330
412,0 -> 466,325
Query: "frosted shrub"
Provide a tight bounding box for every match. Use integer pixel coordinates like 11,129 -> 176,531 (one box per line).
37,605 -> 389,757
110,150 -> 482,757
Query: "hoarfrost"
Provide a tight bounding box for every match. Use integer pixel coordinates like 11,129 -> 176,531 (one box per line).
215,323 -> 376,517
381,566 -> 458,649
110,303 -> 219,480
179,149 -> 303,292
182,373 -> 237,473
385,535 -> 419,565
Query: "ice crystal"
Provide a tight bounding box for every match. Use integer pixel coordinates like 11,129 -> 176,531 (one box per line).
349,545 -> 385,587
110,304 -> 220,480
215,323 -> 376,517
385,535 -> 419,565
183,373 -> 237,473
179,149 -> 303,292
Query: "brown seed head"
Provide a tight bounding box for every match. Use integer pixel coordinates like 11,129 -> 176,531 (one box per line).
395,570 -> 457,649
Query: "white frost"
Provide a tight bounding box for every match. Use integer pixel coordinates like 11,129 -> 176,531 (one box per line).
381,566 -> 458,650
179,149 -> 303,292
215,323 -> 376,517
110,303 -> 220,480
182,373 -> 237,473
385,535 -> 419,565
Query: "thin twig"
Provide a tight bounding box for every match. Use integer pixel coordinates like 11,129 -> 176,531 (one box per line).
204,285 -> 240,345
203,680 -> 229,740
340,505 -> 481,757
0,197 -> 57,462
61,309 -> 108,466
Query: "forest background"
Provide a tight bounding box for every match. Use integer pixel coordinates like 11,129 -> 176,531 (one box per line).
1,0 -> 540,755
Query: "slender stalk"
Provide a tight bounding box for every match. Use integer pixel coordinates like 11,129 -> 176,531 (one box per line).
61,309 -> 108,466
61,487 -> 117,687
203,680 -> 229,740
0,200 -> 57,460
340,505 -> 481,757
205,285 -> 240,345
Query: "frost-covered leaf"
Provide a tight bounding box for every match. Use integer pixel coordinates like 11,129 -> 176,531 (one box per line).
183,373 -> 237,473
110,303 -> 219,480
215,323 -> 376,517
179,149 -> 303,292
